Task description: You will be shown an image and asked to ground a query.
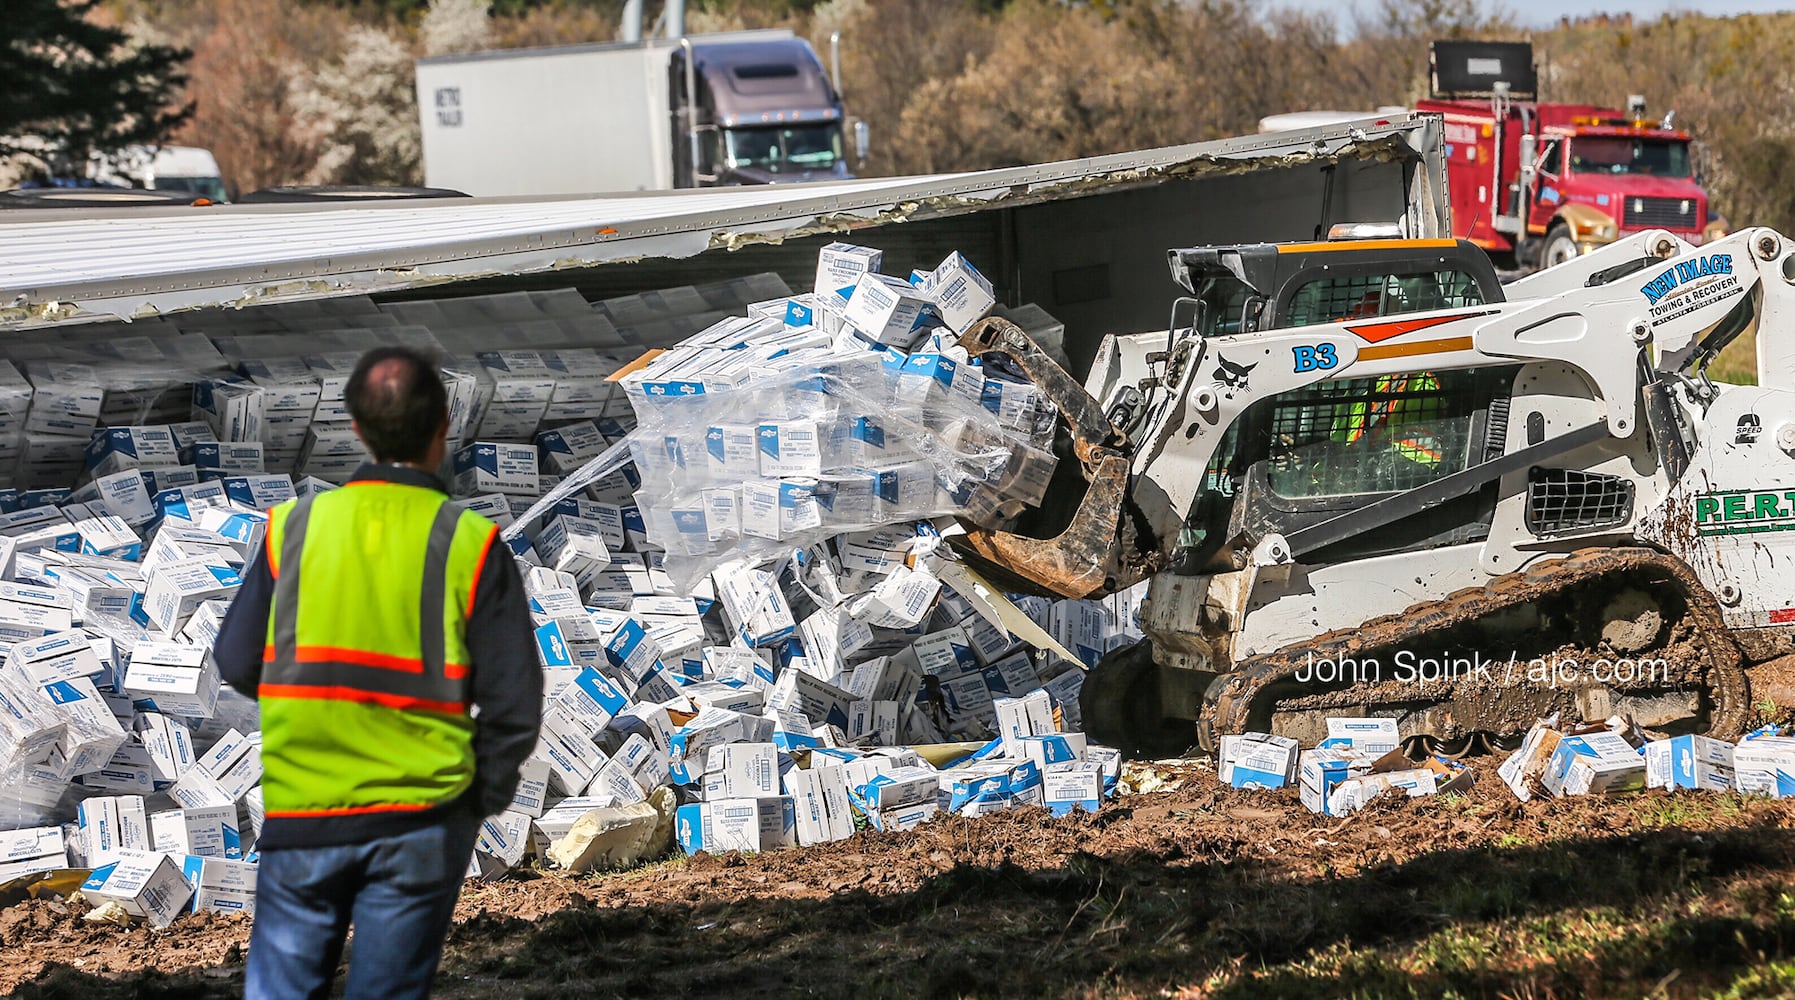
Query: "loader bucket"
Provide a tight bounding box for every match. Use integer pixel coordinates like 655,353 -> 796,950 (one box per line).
949,317 -> 1161,599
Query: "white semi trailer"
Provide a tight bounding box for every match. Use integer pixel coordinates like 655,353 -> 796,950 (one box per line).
416,29 -> 859,197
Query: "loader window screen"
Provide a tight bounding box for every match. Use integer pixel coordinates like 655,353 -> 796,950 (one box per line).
1264,371 -> 1479,499
1284,269 -> 1485,327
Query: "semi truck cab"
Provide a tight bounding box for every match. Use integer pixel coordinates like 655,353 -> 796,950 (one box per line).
670,37 -> 851,187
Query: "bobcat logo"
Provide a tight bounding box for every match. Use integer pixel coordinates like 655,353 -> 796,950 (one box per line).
1213,355 -> 1257,396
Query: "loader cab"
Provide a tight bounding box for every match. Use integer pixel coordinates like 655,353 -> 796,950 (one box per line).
1167,239 -> 1513,573
1170,238 -> 1503,336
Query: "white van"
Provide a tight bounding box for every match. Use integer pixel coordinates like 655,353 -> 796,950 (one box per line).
90,145 -> 229,203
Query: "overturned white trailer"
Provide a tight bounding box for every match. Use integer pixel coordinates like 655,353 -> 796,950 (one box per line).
0,114 -> 1447,375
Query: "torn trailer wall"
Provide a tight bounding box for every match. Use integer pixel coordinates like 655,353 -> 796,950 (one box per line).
0,114 -> 1447,377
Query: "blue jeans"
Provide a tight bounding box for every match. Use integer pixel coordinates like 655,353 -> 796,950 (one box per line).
245,818 -> 480,1000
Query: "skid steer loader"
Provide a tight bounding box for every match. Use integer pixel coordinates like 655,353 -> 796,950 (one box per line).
954,227 -> 1795,758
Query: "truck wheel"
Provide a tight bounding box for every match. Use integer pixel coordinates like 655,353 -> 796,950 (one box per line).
1079,640 -> 1196,760
1539,224 -> 1579,269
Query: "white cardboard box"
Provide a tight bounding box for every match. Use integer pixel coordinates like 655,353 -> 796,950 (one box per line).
143,558 -> 242,638
706,796 -> 797,853
0,671 -> 65,771
77,794 -> 150,868
0,826 -> 67,881
42,676 -> 129,777
783,765 -> 856,845
922,251 -> 997,335
1319,717 -> 1402,755
506,757 -> 553,818
195,728 -> 263,800
81,849 -> 193,927
1043,760 -> 1105,815
124,642 -> 221,719
813,243 -> 883,309
135,712 -> 197,783
453,442 -> 540,497
842,273 -> 934,347
1644,734 -> 1735,792
180,855 -> 257,917
1732,735 -> 1795,796
13,631 -> 106,685
1218,732 -> 1300,789
754,421 -> 823,478
703,743 -> 779,800
151,804 -> 241,859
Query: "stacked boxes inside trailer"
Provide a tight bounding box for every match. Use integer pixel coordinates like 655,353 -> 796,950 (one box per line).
0,247 -> 1138,923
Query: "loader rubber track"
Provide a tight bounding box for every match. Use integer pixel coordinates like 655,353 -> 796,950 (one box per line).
1203,547 -> 1752,747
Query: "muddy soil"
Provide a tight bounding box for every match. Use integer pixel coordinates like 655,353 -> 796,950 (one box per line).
8,761 -> 1795,999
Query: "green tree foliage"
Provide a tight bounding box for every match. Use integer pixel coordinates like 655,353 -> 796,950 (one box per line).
0,0 -> 192,163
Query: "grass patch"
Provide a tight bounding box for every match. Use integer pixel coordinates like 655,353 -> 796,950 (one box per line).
1199,898 -> 1795,999
1710,326 -> 1758,385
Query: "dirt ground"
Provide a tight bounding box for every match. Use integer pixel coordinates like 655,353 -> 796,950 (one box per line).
7,760 -> 1795,1000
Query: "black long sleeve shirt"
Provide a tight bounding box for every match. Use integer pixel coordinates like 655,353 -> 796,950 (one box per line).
213,464 -> 542,850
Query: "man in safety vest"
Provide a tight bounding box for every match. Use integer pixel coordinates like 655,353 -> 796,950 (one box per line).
215,347 -> 541,999
1330,372 -> 1447,476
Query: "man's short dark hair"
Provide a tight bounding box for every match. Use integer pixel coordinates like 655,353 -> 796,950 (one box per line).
345,347 -> 448,464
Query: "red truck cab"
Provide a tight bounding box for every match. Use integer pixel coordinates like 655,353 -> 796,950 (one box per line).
1420,41 -> 1725,271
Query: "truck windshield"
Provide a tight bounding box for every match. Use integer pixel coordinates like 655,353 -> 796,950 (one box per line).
154,176 -> 228,203
1570,137 -> 1691,177
725,125 -> 842,173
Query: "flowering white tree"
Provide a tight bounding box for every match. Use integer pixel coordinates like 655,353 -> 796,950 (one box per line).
422,0 -> 491,58
291,24 -> 420,185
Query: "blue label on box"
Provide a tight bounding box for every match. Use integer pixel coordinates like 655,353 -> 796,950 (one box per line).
573,668 -> 628,717
784,300 -> 815,328
1227,767 -> 1289,790
851,417 -> 885,449
19,489 -> 69,510
778,481 -> 814,510
455,444 -> 497,476
534,623 -> 573,667
675,803 -> 706,854
757,425 -> 782,460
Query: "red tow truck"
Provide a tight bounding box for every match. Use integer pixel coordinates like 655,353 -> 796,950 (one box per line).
1418,40 -> 1725,271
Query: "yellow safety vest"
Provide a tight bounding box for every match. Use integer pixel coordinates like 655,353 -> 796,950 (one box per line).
259,482 -> 498,820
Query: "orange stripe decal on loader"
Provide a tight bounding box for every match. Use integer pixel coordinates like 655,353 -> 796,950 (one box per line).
1357,336 -> 1477,361
1346,310 -> 1496,345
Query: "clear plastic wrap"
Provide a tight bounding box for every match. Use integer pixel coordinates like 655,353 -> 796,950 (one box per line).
613,350 -> 1042,589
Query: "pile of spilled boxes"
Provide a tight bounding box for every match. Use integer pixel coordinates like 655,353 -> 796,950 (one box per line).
490,242 -> 1131,861
1498,715 -> 1795,801
1218,719 -> 1474,817
1218,713 -> 1795,814
0,244 -> 1133,926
